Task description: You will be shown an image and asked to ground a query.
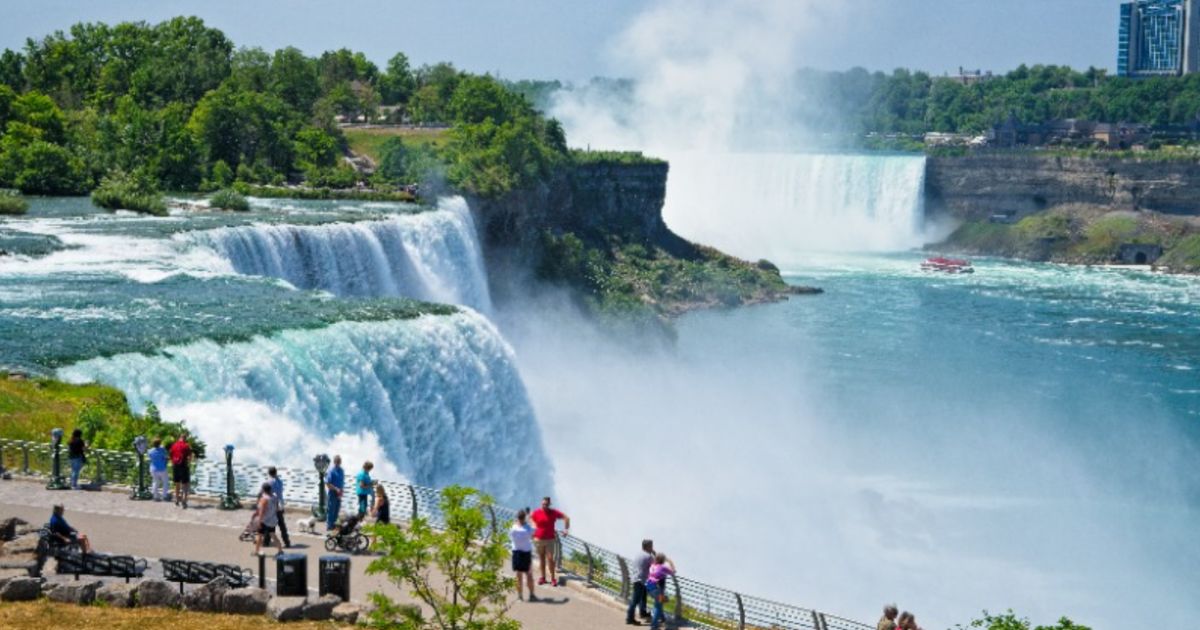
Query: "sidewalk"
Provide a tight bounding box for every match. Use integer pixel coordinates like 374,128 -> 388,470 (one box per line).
0,478 -> 637,629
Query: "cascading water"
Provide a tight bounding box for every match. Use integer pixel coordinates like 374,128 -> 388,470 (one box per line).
187,197 -> 492,311
57,311 -> 548,505
661,152 -> 927,264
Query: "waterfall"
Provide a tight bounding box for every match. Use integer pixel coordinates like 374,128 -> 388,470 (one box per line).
187,197 -> 492,312
661,152 -> 927,265
57,311 -> 549,504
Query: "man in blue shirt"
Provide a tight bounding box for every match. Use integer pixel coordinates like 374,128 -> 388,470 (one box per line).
325,455 -> 345,531
148,438 -> 169,501
49,504 -> 92,553
354,461 -> 374,516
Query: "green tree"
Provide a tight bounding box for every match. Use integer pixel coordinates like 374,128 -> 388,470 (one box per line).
380,52 -> 416,106
0,49 -> 23,89
293,126 -> 339,170
270,46 -> 319,113
365,486 -> 518,630
228,46 -> 273,93
449,75 -> 515,125
956,610 -> 1091,630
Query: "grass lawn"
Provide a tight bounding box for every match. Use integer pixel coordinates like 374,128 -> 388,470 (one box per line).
0,600 -> 347,629
0,376 -> 135,442
342,126 -> 449,163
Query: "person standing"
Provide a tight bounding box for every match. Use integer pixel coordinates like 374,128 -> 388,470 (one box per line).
267,467 -> 292,547
325,455 -> 345,531
646,553 -> 676,630
67,429 -> 87,490
253,482 -> 283,556
626,539 -> 655,624
371,484 -> 390,525
148,438 -> 169,501
530,496 -> 569,586
878,604 -> 899,630
510,509 -> 536,602
169,432 -> 192,509
354,461 -> 374,516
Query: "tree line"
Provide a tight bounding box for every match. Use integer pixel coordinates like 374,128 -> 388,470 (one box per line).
0,16 -> 567,197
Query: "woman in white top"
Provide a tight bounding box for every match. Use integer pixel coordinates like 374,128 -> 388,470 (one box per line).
510,509 -> 536,601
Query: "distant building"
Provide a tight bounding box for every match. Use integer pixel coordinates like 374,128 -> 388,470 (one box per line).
950,67 -> 993,86
1117,0 -> 1200,77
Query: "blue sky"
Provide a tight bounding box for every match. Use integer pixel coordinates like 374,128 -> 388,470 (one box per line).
0,0 -> 1130,80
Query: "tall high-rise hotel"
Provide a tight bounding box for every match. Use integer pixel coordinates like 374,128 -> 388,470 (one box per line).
1118,0 -> 1200,76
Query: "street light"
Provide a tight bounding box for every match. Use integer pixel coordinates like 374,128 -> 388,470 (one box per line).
46,428 -> 67,490
130,435 -> 151,500
219,444 -> 241,510
312,453 -> 330,520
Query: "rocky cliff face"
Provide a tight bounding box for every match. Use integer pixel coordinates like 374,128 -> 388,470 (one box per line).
926,154 -> 1200,221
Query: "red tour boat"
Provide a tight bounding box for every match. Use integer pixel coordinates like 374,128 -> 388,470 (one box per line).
921,256 -> 974,274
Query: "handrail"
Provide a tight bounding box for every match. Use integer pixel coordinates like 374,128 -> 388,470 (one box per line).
0,437 -> 873,630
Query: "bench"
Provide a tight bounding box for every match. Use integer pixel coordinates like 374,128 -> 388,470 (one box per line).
161,558 -> 253,594
54,551 -> 148,583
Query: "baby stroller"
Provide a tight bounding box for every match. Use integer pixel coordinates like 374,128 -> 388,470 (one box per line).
325,513 -> 370,553
238,512 -> 268,544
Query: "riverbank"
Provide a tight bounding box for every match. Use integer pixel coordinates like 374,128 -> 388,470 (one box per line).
929,203 -> 1200,273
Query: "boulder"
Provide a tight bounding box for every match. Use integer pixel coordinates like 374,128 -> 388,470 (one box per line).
47,579 -> 100,604
96,582 -> 136,608
2,533 -> 40,556
0,568 -> 28,583
267,595 -> 307,622
0,517 -> 27,542
0,577 -> 41,602
134,578 -> 181,608
303,593 -> 342,620
221,587 -> 270,615
183,576 -> 230,612
332,602 -> 362,624
0,559 -> 37,574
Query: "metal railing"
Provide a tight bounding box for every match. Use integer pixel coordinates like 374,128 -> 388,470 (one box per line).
0,437 -> 872,630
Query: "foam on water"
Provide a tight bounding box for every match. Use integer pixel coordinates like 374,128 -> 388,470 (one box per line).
58,312 -> 548,504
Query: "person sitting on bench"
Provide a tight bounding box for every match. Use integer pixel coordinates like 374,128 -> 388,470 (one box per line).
49,504 -> 91,554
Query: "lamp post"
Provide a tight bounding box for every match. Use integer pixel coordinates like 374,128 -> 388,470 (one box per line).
312,453 -> 330,520
130,435 -> 152,500
219,444 -> 241,510
46,428 -> 67,490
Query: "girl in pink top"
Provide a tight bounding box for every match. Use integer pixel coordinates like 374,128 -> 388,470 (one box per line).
646,553 -> 676,630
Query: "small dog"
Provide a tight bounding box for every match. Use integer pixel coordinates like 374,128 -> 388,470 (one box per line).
296,517 -> 318,534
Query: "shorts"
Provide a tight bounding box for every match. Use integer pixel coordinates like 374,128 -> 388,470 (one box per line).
532,538 -> 555,556
172,463 -> 190,483
512,550 -> 532,572
259,523 -> 276,536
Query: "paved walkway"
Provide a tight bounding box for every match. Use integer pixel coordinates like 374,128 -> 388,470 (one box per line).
0,478 -> 640,629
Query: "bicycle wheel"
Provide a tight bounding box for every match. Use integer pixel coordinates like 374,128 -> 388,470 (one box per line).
353,533 -> 370,554
324,537 -> 337,552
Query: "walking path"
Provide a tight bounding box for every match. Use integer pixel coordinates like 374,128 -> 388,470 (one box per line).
0,479 -> 639,629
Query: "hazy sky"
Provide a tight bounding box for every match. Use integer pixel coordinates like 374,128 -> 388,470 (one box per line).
0,0 -> 1130,81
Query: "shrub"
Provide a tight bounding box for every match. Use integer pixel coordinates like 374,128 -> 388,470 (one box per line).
0,189 -> 27,215
91,170 -> 168,216
209,188 -> 249,212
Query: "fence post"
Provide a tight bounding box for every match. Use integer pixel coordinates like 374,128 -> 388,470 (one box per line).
811,610 -> 823,630
487,505 -> 497,537
0,442 -> 5,476
554,537 -> 563,574
817,612 -> 829,630
671,574 -> 683,623
93,452 -> 104,486
407,485 -> 418,522
582,542 -> 594,585
617,556 -> 630,600
22,445 -> 30,475
735,592 -> 745,630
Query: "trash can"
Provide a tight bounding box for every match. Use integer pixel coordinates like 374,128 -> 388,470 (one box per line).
319,555 -> 351,601
276,553 -> 307,597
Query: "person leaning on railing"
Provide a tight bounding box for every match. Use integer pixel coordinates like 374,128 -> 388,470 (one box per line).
646,552 -> 676,630
626,539 -> 655,625
878,604 -> 899,630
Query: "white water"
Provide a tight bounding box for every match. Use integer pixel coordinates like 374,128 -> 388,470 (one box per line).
57,312 -> 549,504
662,152 -> 928,263
187,197 -> 492,311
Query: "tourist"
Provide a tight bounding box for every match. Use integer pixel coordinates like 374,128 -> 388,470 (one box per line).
897,611 -> 914,630
510,509 -> 536,601
646,552 -> 676,630
169,432 -> 192,509
878,604 -> 899,630
626,539 -> 655,624
267,467 -> 292,547
148,438 -> 169,501
67,429 -> 86,490
371,484 -> 390,525
355,461 -> 374,516
530,496 -> 569,586
253,482 -> 283,556
325,454 -> 345,530
48,504 -> 91,553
